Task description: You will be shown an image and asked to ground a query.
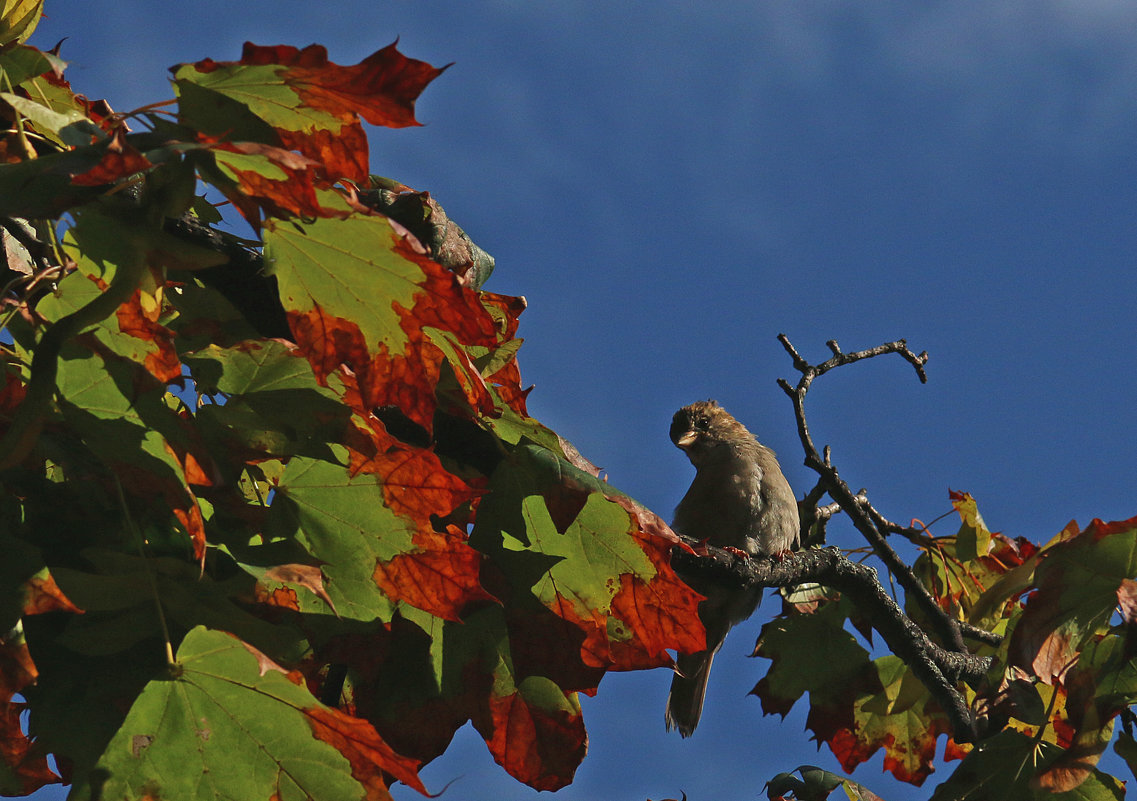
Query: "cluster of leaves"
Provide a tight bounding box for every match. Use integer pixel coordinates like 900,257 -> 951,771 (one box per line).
0,8 -> 704,800
3,7 -> 1136,801
755,491 -> 1137,800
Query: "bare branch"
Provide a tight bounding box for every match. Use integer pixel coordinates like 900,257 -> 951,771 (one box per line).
799,488 -> 867,549
779,335 -> 929,385
670,544 -> 986,742
776,335 -> 968,654
858,492 -> 935,549
959,622 -> 1003,647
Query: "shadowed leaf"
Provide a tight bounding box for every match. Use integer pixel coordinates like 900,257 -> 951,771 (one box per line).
96,626 -> 424,801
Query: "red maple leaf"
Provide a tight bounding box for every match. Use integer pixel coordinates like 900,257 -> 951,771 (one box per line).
478,688 -> 587,792
343,416 -> 493,620
204,140 -> 333,225
0,641 -> 59,794
276,123 -> 370,185
304,705 -> 425,799
372,526 -> 496,623
115,288 -> 181,384
21,573 -> 83,616
237,41 -> 448,129
71,128 -> 152,186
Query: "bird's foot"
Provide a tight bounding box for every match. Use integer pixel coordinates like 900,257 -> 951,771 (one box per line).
724,546 -> 752,559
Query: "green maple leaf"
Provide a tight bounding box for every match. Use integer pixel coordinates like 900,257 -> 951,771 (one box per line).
93,626 -> 424,801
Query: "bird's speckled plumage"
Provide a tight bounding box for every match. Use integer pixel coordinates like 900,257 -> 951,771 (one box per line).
665,400 -> 799,737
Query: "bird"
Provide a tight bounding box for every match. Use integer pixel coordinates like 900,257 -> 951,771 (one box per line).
664,399 -> 799,737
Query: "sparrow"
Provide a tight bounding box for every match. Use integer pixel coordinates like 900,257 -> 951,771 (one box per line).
665,400 -> 799,737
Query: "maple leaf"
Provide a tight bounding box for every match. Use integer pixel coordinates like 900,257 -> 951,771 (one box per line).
0,636 -> 60,794
41,231 -> 186,386
112,288 -> 182,384
18,569 -> 83,616
95,627 -> 425,801
948,490 -> 993,561
370,525 -> 495,623
172,40 -> 445,191
268,445 -> 487,624
0,45 -> 112,149
234,41 -> 447,129
0,144 -> 116,217
766,766 -> 867,801
0,364 -> 27,420
927,730 -> 1125,801
321,613 -> 482,768
265,212 -> 499,430
278,121 -> 370,185
1008,515 -> 1137,685
913,493 -> 1061,644
844,657 -> 952,786
752,600 -> 877,745
183,339 -> 352,462
914,529 -> 1035,633
472,445 -> 704,673
1029,666 -> 1115,793
336,599 -> 594,791
0,2 -> 44,47
0,530 -> 68,794
479,676 -> 587,792
204,141 -> 329,222
33,219 -> 213,562
69,127 -> 151,186
251,564 -> 338,616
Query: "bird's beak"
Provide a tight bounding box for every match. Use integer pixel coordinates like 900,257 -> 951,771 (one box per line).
674,430 -> 697,450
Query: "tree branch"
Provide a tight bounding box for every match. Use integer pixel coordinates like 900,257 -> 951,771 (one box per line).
670,543 -> 988,743
775,335 -> 971,655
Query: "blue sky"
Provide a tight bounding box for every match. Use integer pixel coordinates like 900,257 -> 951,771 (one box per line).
26,2 -> 1137,799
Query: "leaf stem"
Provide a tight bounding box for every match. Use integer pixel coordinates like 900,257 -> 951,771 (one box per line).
113,475 -> 176,666
1012,687 -> 1059,785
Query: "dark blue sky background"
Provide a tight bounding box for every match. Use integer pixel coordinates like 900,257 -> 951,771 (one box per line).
26,2 -> 1137,799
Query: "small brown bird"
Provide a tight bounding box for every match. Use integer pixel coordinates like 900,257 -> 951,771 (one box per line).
665,400 -> 799,737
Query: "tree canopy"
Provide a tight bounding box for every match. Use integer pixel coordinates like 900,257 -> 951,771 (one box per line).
0,6 -> 1135,800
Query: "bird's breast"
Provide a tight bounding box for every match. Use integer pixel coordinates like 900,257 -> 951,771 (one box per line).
673,460 -> 767,551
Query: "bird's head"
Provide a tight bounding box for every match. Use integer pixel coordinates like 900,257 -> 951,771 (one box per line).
670,400 -> 754,465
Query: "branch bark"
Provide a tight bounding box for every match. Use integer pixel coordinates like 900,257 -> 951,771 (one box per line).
670,542 -> 989,743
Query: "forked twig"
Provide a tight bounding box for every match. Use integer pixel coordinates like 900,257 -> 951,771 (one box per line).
775,335 -> 967,653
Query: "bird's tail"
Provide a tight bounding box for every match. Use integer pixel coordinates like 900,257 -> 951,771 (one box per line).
664,650 -> 716,738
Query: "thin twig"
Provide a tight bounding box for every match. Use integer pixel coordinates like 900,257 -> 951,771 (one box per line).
775,334 -> 967,654
800,488 -> 866,548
